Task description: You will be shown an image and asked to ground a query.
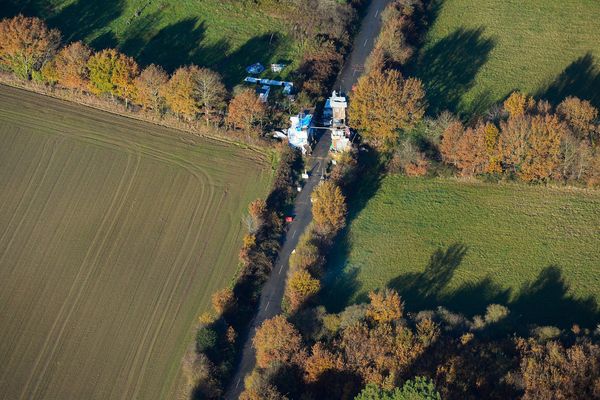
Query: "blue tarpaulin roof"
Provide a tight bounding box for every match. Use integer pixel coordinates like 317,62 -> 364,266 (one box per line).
246,63 -> 265,74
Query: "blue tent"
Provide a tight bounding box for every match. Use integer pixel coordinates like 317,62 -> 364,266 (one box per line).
246,63 -> 265,75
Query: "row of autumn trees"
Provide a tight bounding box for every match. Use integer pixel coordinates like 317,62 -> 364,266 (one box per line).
282,179 -> 348,313
244,288 -> 600,400
440,92 -> 600,185
186,147 -> 303,399
346,0 -> 600,187
0,15 -> 269,134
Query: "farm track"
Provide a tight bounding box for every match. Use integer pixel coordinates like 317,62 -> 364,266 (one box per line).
0,85 -> 272,400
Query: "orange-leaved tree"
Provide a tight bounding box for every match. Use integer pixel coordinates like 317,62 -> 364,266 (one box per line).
311,181 -> 347,236
162,65 -> 201,120
366,288 -> 403,324
0,15 -> 61,80
112,53 -> 139,107
253,315 -> 303,369
349,68 -> 425,151
519,114 -> 567,182
227,88 -> 266,134
211,287 -> 236,316
52,41 -> 92,91
557,96 -> 598,143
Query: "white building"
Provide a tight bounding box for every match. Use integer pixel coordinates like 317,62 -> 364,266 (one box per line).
287,113 -> 312,154
324,91 -> 348,128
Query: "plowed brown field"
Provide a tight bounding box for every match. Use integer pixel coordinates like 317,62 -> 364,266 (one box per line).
0,85 -> 272,400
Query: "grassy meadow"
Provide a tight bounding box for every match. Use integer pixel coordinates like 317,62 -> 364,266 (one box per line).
321,176 -> 600,328
412,0 -> 600,115
1,0 -> 299,86
0,85 -> 272,400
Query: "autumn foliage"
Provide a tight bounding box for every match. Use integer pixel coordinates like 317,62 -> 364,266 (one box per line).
227,89 -> 266,134
0,15 -> 244,134
349,69 -> 425,151
134,64 -> 168,112
440,91 -> 600,185
0,14 -> 61,79
311,181 -> 347,236
46,41 -> 92,91
253,315 -> 304,369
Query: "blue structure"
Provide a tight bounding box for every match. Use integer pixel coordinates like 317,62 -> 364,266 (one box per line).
246,63 -> 265,75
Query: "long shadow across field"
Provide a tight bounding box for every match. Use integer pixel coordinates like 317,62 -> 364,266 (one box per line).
386,248 -> 600,329
411,27 -> 495,116
537,52 -> 600,109
1,3 -> 283,86
320,148 -> 386,312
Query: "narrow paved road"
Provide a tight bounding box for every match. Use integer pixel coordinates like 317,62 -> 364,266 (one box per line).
224,1 -> 390,397
335,0 -> 391,94
225,132 -> 331,400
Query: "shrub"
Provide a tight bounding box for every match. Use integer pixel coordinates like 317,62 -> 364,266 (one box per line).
196,327 -> 218,357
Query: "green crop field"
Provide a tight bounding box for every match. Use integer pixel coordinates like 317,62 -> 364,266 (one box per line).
412,0 -> 600,115
321,176 -> 600,328
0,85 -> 272,400
2,0 -> 298,86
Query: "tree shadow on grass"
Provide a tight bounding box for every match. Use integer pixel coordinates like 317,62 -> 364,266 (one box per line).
122,19 -> 281,86
387,249 -> 599,329
219,33 -> 287,87
411,27 -> 495,116
536,53 -> 600,109
47,0 -> 125,45
388,243 -> 468,311
320,148 -> 386,312
123,18 -> 229,74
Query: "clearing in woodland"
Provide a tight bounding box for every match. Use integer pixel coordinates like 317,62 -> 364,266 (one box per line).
412,0 -> 600,115
0,85 -> 272,400
322,176 -> 600,328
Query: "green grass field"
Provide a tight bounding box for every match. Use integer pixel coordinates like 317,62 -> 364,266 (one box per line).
412,0 -> 600,115
0,85 -> 272,400
321,176 -> 600,328
2,0 -> 298,86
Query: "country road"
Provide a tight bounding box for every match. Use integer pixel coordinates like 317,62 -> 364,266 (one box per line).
224,1 -> 390,398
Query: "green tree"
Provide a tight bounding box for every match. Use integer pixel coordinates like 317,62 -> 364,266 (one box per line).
87,48 -> 119,96
355,378 -> 441,400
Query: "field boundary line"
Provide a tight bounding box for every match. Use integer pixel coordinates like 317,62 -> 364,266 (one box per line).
0,82 -> 270,160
